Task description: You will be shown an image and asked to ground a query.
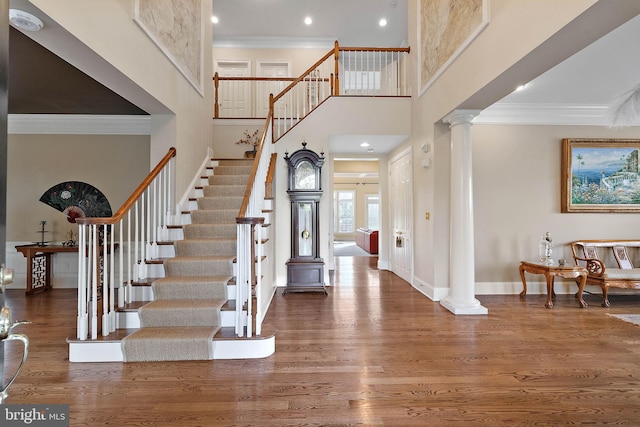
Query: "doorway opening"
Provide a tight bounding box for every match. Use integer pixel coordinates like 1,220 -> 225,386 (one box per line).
332,158 -> 379,257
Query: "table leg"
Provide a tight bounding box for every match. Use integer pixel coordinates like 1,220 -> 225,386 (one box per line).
24,254 -> 34,295
574,273 -> 588,308
519,264 -> 527,299
544,273 -> 555,309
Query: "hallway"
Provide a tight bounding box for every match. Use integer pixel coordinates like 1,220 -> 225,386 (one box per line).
3,257 -> 640,425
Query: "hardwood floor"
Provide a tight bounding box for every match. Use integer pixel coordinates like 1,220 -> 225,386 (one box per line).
3,256 -> 640,426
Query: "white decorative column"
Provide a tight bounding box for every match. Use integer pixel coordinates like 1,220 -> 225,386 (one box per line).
440,110 -> 488,315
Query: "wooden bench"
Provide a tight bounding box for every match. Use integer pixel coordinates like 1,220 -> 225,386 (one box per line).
570,240 -> 640,307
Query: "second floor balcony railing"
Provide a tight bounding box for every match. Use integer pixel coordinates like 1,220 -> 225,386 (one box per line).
214,41 -> 410,124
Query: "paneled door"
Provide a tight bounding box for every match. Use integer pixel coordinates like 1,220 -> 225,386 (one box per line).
389,147 -> 413,284
215,60 -> 251,117
257,61 -> 290,118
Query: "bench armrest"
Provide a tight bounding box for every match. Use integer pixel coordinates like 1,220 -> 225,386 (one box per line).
573,256 -> 605,277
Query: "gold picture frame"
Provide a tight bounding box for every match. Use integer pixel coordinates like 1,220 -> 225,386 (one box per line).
561,138 -> 640,213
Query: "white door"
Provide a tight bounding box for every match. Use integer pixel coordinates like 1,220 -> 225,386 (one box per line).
389,148 -> 413,283
215,60 -> 251,117
257,61 -> 290,117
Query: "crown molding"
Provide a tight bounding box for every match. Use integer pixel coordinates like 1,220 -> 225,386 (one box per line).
213,36 -> 334,49
8,114 -> 152,135
473,103 -> 624,126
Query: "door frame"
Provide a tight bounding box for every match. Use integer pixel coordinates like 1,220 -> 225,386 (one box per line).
388,146 -> 413,284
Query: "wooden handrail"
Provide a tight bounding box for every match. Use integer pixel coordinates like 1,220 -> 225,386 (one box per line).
271,48 -> 335,104
340,46 -> 411,53
237,113 -> 272,219
76,147 -> 176,225
264,153 -> 277,199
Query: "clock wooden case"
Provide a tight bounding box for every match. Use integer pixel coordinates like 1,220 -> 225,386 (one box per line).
283,142 -> 327,295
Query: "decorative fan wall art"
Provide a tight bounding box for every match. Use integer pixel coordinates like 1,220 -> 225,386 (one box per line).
39,181 -> 112,223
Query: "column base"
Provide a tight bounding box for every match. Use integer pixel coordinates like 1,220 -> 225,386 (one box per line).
440,296 -> 488,315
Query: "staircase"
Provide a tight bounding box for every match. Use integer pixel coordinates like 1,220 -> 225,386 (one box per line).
68,158 -> 275,362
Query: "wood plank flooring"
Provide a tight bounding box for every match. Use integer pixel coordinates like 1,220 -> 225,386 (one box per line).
3,256 -> 640,426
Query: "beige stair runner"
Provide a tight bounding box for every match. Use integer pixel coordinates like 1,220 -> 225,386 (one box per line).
121,160 -> 252,362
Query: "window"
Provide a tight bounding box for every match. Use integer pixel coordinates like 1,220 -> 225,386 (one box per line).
334,190 -> 355,233
365,194 -> 380,230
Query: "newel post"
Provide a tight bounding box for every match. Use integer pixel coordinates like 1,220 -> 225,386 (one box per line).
213,72 -> 220,118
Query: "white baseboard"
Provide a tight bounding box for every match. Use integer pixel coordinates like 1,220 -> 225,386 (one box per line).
412,276 -> 448,301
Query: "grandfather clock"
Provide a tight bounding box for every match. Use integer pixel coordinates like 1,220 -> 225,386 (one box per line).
283,142 -> 327,295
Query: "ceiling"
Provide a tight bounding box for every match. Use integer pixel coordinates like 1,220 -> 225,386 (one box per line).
211,0 -> 409,48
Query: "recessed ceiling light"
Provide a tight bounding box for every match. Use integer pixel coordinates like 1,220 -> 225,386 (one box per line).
360,142 -> 370,147
304,16 -> 312,25
211,15 -> 219,24
367,148 -> 374,153
379,18 -> 387,27
9,9 -> 44,32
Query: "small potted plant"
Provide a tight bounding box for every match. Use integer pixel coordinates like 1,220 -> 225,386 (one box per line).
235,129 -> 261,158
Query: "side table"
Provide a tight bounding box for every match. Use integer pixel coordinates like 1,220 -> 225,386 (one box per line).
519,261 -> 588,309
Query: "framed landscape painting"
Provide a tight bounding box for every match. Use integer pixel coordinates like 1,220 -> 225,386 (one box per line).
561,138 -> 640,212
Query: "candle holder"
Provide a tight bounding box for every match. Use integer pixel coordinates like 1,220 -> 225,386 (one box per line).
37,221 -> 49,247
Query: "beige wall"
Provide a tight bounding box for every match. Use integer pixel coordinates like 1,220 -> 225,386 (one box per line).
404,0 -> 640,298
212,47 -> 330,77
7,134 -> 150,242
30,0 -> 214,199
472,124 -> 640,294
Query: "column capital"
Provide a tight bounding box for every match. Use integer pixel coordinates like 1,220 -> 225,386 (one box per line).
443,109 -> 481,127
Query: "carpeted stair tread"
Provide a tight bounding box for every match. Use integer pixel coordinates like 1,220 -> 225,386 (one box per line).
213,165 -> 252,175
164,256 -> 234,276
208,174 -> 249,186
173,239 -> 236,257
197,196 -> 243,210
203,185 -> 246,197
138,299 -> 224,327
152,276 -> 231,300
183,223 -> 236,238
189,209 -> 237,223
122,326 -> 219,362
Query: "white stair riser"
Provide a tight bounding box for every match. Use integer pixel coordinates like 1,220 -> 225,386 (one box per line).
69,336 -> 275,362
168,228 -> 184,241
117,311 -> 141,329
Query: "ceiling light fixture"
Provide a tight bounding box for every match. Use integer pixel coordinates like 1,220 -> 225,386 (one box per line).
9,9 -> 44,32
211,15 -> 219,24
360,142 -> 370,147
379,18 -> 387,27
304,16 -> 312,25
515,83 -> 528,92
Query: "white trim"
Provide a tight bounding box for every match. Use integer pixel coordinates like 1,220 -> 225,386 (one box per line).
474,103 -> 619,126
213,36 -> 334,49
412,276 -> 449,301
8,114 -> 151,135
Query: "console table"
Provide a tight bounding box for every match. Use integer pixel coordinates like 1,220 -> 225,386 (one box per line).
15,245 -> 78,294
519,261 -> 588,309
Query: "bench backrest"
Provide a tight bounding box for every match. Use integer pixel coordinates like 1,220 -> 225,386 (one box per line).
570,240 -> 640,270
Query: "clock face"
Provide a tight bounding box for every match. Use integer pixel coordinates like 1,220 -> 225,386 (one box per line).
294,161 -> 316,190
298,202 -> 313,256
